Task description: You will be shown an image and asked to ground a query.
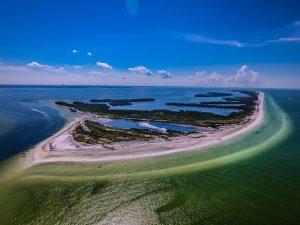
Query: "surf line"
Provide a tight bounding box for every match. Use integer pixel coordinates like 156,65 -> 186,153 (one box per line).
32,108 -> 49,118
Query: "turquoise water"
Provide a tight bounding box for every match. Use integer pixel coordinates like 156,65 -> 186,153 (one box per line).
0,85 -> 245,161
0,87 -> 299,225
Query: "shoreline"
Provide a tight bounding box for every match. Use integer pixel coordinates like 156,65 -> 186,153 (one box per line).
27,92 -> 264,165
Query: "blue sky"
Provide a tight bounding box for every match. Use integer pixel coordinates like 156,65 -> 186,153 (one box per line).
0,0 -> 300,87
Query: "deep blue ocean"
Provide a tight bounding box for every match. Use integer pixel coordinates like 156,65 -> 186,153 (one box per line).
0,85 -> 259,161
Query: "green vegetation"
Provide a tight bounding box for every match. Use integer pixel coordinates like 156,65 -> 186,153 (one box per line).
166,102 -> 241,109
88,98 -> 154,107
55,91 -> 259,128
199,101 -> 241,105
73,120 -> 183,145
108,102 -> 132,106
95,109 -> 232,127
223,92 -> 257,103
167,90 -> 258,118
56,101 -> 109,112
90,98 -> 155,103
195,92 -> 233,97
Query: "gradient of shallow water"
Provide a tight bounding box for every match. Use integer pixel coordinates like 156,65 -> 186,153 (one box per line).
0,89 -> 299,225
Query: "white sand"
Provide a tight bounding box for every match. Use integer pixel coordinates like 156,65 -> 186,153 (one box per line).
27,92 -> 264,165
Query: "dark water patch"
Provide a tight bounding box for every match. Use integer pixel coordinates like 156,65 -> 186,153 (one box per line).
155,192 -> 189,214
0,104 -> 65,161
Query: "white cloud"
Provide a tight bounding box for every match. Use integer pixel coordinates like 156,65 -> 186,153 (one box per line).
191,66 -> 260,85
0,61 -> 264,87
87,52 -> 92,56
157,70 -> 172,78
96,61 -> 113,70
259,20 -> 300,44
178,20 -> 300,48
186,34 -> 245,47
267,37 -> 300,43
27,61 -> 64,72
194,70 -> 206,78
27,61 -> 54,69
227,65 -> 259,83
203,72 -> 224,83
128,66 -> 152,75
191,71 -> 224,83
72,49 -> 78,54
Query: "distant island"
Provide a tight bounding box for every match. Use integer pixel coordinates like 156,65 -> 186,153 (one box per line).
90,98 -> 155,102
194,92 -> 233,97
167,90 -> 256,109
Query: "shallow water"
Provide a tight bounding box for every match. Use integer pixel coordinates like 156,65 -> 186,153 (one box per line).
0,85 -> 244,161
0,88 -> 299,225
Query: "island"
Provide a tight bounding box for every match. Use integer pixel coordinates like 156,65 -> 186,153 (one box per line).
108,102 -> 132,106
195,92 -> 233,97
25,90 -> 263,164
90,98 -> 155,102
86,98 -> 155,107
167,90 -> 257,110
165,102 -> 241,109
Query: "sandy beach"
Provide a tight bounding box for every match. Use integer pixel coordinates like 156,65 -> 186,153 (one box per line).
27,92 -> 264,165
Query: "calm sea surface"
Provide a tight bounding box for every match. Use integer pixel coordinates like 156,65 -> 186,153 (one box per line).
0,86 -> 299,225
0,85 -> 245,161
